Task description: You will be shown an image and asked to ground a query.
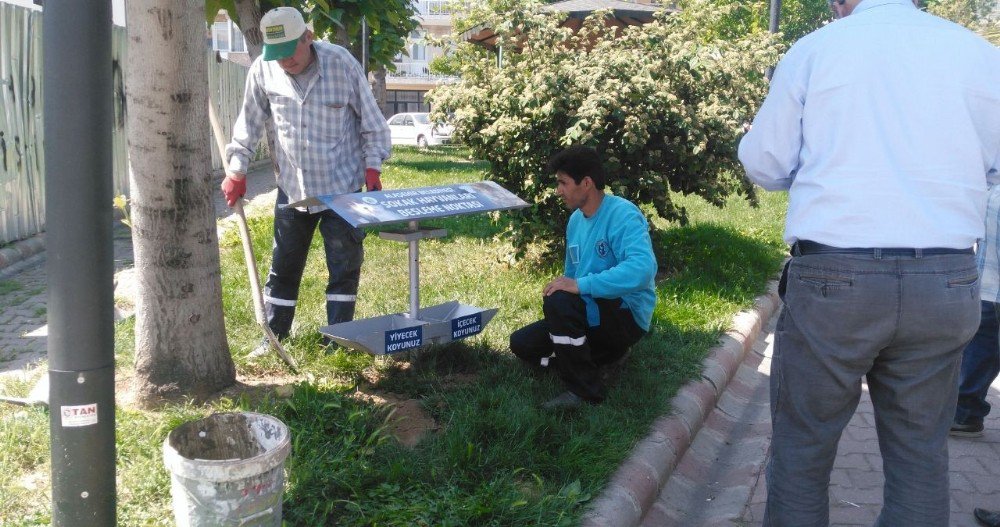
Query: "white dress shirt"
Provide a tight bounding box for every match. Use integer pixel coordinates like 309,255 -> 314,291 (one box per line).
226,41 -> 391,213
739,0 -> 1000,248
977,185 -> 1000,302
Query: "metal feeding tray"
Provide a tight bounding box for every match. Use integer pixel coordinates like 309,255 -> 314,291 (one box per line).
288,181 -> 528,355
320,301 -> 499,356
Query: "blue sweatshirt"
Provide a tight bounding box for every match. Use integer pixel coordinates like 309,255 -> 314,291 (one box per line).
565,195 -> 658,331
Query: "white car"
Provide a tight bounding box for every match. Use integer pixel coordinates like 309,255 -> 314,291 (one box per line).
387,112 -> 453,147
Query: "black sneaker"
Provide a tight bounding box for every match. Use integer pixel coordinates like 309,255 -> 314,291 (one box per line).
950,420 -> 984,438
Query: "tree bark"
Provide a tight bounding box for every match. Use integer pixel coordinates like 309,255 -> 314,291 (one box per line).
125,0 -> 235,403
372,65 -> 389,118
232,0 -> 264,58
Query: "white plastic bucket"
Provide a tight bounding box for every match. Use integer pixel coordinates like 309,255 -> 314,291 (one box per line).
162,412 -> 291,526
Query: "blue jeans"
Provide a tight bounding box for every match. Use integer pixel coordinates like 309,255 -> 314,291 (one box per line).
263,189 -> 365,340
955,300 -> 1000,426
765,251 -> 979,527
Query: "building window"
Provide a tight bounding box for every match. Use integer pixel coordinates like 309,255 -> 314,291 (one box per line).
231,27 -> 246,53
411,42 -> 426,61
212,22 -> 231,52
385,90 -> 431,118
212,20 -> 247,53
409,30 -> 426,61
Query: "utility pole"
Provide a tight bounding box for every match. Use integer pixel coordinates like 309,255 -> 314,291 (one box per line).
44,1 -> 116,525
767,0 -> 782,79
361,17 -> 369,74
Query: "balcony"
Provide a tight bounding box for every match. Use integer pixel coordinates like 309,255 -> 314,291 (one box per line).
388,60 -> 458,86
392,60 -> 432,77
415,0 -> 454,22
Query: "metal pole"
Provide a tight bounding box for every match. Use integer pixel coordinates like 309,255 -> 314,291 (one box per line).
44,1 -> 116,525
408,220 -> 420,318
769,0 -> 781,34
361,17 -> 369,74
766,0 -> 782,80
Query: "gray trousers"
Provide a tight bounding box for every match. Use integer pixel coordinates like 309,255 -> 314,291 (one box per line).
764,252 -> 980,527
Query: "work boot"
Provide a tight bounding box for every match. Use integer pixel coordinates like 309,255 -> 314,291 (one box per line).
541,391 -> 585,410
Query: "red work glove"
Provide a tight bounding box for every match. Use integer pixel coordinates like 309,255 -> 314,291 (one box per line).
221,174 -> 246,207
365,168 -> 383,192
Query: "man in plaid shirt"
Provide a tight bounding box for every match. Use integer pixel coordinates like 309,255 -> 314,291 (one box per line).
221,6 -> 391,353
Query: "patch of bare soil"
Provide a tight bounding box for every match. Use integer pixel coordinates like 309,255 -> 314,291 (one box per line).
439,372 -> 478,389
116,363 -> 478,450
115,371 -> 299,410
353,391 -> 439,448
18,469 -> 47,492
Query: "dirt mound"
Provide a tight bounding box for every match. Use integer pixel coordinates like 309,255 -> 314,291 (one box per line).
353,391 -> 439,448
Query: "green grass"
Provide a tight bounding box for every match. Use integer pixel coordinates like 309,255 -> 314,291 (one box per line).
0,146 -> 787,526
0,280 -> 22,296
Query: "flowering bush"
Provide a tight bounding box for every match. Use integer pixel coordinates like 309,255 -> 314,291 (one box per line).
429,1 -> 784,260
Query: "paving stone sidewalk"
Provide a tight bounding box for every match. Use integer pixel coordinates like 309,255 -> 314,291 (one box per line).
0,162 -> 278,380
650,309 -> 1000,527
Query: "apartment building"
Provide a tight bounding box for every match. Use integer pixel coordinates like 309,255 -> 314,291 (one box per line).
385,0 -> 458,117
209,2 -> 458,117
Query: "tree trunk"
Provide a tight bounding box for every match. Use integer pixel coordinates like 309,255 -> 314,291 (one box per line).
372,65 -> 388,118
232,0 -> 264,58
125,0 -> 235,403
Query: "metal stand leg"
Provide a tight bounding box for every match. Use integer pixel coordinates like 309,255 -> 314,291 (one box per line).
408,220 -> 420,318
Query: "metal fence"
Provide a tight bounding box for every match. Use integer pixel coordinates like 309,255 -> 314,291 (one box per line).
0,3 -> 44,246
0,3 -> 258,245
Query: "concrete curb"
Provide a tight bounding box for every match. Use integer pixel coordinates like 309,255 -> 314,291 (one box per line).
581,281 -> 781,527
0,234 -> 46,274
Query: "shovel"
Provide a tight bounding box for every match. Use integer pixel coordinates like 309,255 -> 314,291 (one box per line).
208,101 -> 298,372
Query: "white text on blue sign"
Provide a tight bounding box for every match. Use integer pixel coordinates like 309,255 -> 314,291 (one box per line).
385,326 -> 423,353
451,313 -> 483,340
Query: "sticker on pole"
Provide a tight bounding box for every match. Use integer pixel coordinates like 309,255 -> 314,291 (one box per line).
385,325 -> 423,354
61,404 -> 98,427
452,313 -> 483,340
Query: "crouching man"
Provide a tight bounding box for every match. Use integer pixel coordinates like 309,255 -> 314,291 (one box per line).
510,146 -> 658,409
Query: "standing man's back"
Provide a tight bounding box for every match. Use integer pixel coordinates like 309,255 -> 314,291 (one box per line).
739,0 -> 1000,525
741,0 -> 1000,247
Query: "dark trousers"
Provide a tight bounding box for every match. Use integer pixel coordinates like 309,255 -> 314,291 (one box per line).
263,189 -> 365,340
509,290 -> 645,402
955,300 -> 1000,426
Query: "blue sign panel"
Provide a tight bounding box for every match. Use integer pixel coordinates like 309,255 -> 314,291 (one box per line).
451,313 -> 483,340
302,181 -> 529,228
384,325 -> 423,354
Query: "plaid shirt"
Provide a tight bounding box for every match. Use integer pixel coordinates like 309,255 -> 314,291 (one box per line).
226,41 -> 391,212
979,184 -> 1000,302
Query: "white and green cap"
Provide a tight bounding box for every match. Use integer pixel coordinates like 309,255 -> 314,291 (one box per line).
260,7 -> 307,61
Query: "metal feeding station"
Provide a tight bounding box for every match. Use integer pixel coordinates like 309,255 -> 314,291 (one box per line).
291,181 -> 528,355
